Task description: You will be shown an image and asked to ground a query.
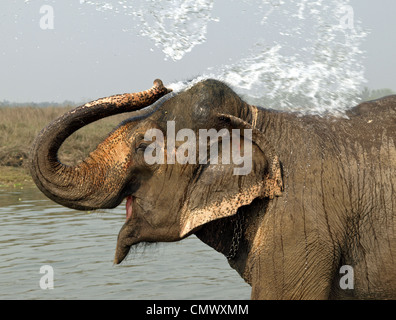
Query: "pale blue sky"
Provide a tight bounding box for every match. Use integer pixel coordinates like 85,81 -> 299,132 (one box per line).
1,0 -> 395,103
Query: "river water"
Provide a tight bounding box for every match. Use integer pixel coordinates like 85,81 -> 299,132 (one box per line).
0,186 -> 251,300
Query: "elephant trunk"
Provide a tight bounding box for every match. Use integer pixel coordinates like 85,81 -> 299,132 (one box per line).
29,80 -> 172,211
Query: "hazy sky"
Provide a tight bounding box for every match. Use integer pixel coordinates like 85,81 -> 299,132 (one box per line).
1,0 -> 395,103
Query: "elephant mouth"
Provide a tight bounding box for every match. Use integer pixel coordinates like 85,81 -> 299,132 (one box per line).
125,195 -> 134,221
113,195 -> 139,264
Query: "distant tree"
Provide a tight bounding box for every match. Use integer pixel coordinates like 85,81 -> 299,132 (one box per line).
0,100 -> 78,108
360,87 -> 396,102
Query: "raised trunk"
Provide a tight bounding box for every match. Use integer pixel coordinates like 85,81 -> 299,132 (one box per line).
29,79 -> 171,210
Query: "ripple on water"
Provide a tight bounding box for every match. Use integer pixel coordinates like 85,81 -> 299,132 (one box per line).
0,187 -> 250,299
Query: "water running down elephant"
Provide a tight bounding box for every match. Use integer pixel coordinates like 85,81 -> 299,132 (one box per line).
29,79 -> 396,299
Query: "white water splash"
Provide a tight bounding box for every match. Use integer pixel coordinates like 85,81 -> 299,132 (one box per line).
82,0 -> 217,61
81,0 -> 367,115
170,0 -> 367,115
231,0 -> 368,114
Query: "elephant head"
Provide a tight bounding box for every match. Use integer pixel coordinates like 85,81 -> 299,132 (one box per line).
29,79 -> 283,265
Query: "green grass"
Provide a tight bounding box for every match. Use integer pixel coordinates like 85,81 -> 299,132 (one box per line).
0,105 -> 132,187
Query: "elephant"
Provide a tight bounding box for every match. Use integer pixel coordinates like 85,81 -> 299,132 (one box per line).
29,78 -> 396,300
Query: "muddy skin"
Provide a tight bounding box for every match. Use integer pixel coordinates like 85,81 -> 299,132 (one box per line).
30,79 -> 396,299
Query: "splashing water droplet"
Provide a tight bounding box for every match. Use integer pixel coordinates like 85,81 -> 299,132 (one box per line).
81,0 -> 217,61
79,0 -> 368,115
171,0 -> 368,115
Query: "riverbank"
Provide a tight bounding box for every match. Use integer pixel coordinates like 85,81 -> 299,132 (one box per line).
0,166 -> 33,188
0,105 -> 132,188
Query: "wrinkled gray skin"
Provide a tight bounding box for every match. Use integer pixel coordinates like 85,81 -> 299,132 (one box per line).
29,79 -> 396,299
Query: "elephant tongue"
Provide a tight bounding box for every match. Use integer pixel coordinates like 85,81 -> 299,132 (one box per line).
126,196 -> 133,221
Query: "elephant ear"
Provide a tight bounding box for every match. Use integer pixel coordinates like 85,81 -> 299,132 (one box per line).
179,114 -> 283,237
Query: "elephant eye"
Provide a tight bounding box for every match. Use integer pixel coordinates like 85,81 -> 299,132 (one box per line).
136,142 -> 148,152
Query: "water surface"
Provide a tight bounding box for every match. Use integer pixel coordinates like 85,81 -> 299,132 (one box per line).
0,186 -> 251,300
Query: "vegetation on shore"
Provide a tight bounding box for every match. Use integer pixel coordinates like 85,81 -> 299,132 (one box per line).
0,105 -> 132,187
0,87 -> 394,188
